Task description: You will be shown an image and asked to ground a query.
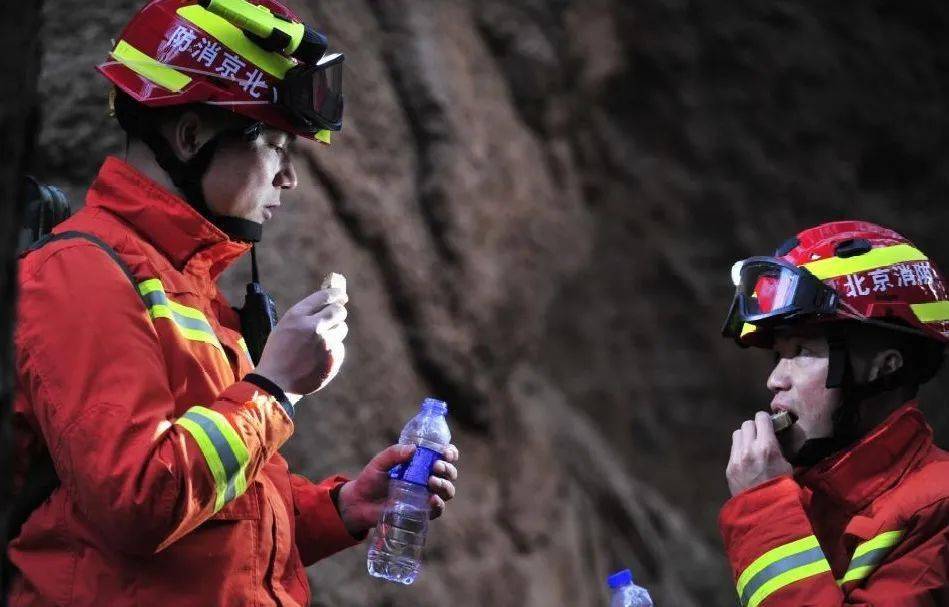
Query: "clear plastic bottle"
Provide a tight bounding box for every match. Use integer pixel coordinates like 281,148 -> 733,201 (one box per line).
607,569 -> 654,607
367,397 -> 451,584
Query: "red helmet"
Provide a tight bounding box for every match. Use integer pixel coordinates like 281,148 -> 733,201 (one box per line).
98,0 -> 343,143
723,220 -> 949,347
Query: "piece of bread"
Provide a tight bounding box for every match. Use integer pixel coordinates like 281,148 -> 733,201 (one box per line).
321,272 -> 347,292
770,411 -> 795,434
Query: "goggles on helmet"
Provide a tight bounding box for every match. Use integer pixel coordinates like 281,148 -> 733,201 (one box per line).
195,0 -> 343,132
721,256 -> 839,341
280,51 -> 343,132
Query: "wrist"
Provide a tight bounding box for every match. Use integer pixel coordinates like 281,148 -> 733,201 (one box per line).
728,471 -> 792,497
335,481 -> 367,537
243,373 -> 294,418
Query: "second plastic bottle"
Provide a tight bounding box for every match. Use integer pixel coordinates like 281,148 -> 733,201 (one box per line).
367,397 -> 451,584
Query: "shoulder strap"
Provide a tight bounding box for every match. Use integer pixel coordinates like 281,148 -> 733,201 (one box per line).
4,231 -> 141,597
24,230 -> 139,292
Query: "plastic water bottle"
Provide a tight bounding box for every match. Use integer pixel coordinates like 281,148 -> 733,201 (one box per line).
367,397 -> 451,584
607,569 -> 653,607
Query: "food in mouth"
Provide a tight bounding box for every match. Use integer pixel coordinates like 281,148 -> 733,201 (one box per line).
771,410 -> 797,434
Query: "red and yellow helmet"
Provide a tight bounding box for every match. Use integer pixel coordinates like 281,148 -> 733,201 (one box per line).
723,221 -> 949,347
98,0 -> 343,144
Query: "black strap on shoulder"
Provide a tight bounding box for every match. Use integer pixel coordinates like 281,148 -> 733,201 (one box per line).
25,231 -> 138,291
4,231 -> 140,598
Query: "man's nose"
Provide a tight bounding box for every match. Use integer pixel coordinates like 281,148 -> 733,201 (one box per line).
275,157 -> 298,190
767,358 -> 792,393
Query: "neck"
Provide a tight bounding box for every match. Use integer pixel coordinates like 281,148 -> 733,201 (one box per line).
124,139 -> 188,201
790,386 -> 913,468
123,137 -> 263,243
854,385 -> 915,435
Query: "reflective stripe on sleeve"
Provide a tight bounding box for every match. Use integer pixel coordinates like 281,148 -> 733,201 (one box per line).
837,530 -> 904,586
175,406 -> 251,512
736,535 -> 832,607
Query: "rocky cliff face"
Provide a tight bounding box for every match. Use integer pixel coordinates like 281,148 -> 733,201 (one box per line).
34,1 -> 949,605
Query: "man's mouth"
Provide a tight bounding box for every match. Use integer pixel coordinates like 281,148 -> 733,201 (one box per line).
263,203 -> 280,221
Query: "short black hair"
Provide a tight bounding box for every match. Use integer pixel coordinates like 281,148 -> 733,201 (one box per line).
111,88 -> 245,142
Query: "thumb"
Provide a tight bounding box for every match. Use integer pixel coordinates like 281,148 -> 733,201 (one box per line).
369,444 -> 416,473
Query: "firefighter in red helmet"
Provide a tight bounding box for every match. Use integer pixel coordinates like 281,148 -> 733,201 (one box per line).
6,2 -> 459,605
720,221 -> 949,606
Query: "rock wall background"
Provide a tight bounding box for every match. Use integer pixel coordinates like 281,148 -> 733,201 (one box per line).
30,1 -> 949,605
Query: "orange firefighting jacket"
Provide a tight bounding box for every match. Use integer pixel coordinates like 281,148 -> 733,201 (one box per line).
9,157 -> 360,606
720,403 -> 949,606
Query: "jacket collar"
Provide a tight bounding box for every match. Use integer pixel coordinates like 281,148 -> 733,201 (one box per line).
85,156 -> 251,278
796,402 -> 932,513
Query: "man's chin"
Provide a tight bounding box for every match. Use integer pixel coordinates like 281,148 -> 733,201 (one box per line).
782,428 -> 843,467
777,426 -> 807,461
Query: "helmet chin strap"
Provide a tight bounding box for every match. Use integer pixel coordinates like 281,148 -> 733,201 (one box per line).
788,324 -> 903,468
114,92 -> 264,243
788,330 -> 857,467
214,215 -> 263,243
141,126 -> 264,243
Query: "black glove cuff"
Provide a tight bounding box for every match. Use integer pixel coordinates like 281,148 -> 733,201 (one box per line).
243,373 -> 294,419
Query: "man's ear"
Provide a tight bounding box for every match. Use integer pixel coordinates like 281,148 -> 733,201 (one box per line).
167,111 -> 202,161
867,348 -> 904,382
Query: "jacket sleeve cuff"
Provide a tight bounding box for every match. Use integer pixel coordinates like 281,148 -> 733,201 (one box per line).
292,474 -> 364,566
242,373 -> 294,419
719,476 -> 816,580
214,380 -> 295,452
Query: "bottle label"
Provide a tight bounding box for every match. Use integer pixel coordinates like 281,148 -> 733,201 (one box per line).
388,446 -> 441,487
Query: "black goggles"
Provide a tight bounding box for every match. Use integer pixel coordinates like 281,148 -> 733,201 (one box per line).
279,52 -> 344,132
721,256 -> 839,341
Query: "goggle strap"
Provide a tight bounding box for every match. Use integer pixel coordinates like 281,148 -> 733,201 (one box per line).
825,327 -> 849,389
721,294 -> 742,338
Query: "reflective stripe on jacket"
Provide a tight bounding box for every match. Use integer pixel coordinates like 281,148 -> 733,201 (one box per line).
720,403 -> 949,606
10,157 -> 359,606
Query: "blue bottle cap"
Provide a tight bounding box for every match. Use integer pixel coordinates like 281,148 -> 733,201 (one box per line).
607,569 -> 633,589
420,397 -> 447,414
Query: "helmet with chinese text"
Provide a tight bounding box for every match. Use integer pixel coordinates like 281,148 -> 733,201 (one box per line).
97,0 -> 342,144
727,220 -> 949,348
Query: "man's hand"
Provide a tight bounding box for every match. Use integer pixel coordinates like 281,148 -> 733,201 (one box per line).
253,287 -> 348,395
726,411 -> 793,496
336,443 -> 460,538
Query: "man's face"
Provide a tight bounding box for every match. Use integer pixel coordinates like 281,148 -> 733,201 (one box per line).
201,127 -> 298,224
767,330 -> 843,457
